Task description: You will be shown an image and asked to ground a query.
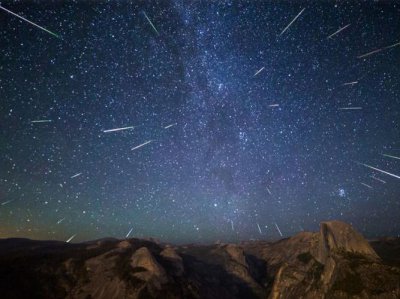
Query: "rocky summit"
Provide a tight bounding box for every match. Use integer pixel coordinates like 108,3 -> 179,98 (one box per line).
0,221 -> 399,299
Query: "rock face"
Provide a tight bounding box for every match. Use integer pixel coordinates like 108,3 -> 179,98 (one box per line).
0,221 -> 399,299
263,221 -> 399,299
130,246 -> 167,289
160,246 -> 184,276
317,220 -> 380,264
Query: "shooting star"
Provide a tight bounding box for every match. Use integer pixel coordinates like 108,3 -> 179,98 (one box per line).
327,24 -> 350,39
338,107 -> 362,110
279,8 -> 305,36
103,126 -> 135,133
266,186 -> 272,195
269,104 -> 279,108
356,162 -> 400,180
126,227 -> 133,238
257,223 -> 262,234
358,41 -> 400,59
1,199 -> 14,206
361,182 -> 373,189
343,81 -> 358,86
143,11 -> 159,35
66,234 -> 77,243
0,5 -> 60,39
274,222 -> 283,237
230,220 -> 234,231
131,140 -> 153,151
70,173 -> 82,179
370,176 -> 386,184
57,218 -> 65,224
382,153 -> 400,160
31,120 -> 52,123
164,123 -> 177,129
253,67 -> 265,77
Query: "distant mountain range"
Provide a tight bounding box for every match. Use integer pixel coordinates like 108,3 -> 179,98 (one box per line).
0,220 -> 399,299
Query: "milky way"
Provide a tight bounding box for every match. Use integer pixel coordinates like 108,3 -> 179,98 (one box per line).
1,1 -> 400,243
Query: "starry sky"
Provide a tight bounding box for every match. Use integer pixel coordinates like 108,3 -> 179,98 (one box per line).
1,0 -> 400,243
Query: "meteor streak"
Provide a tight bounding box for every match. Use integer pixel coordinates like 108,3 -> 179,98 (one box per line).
358,41 -> 400,59
103,126 -> 134,133
131,140 -> 153,151
143,11 -> 159,35
257,223 -> 262,234
66,234 -> 77,243
0,5 -> 60,39
338,107 -> 362,110
279,8 -> 305,36
70,173 -> 82,179
361,182 -> 373,189
327,24 -> 350,39
343,81 -> 358,86
356,162 -> 400,180
164,123 -> 177,129
274,222 -> 283,237
126,227 -> 133,238
382,153 -> 400,160
57,218 -> 65,224
1,199 -> 14,206
370,176 -> 386,184
31,120 -> 52,123
253,67 -> 265,77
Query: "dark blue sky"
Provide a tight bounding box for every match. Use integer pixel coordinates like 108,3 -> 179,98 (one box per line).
1,0 -> 400,243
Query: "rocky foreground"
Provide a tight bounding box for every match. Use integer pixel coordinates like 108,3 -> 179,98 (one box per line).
0,221 -> 399,299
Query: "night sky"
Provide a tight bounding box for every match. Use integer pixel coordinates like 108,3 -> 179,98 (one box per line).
1,1 -> 400,243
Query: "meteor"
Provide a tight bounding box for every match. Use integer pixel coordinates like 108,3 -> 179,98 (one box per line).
274,222 -> 283,237
57,218 -> 65,224
126,227 -> 133,238
327,24 -> 350,39
253,67 -> 265,77
269,104 -> 279,108
230,220 -> 234,231
279,8 -> 305,36
1,199 -> 14,206
143,11 -> 159,35
356,162 -> 400,180
31,120 -> 52,123
338,107 -> 362,110
103,126 -> 134,133
370,176 -> 386,184
131,140 -> 153,151
0,5 -> 60,39
70,173 -> 82,179
257,223 -> 262,234
343,81 -> 358,86
361,182 -> 373,189
164,123 -> 177,129
266,187 -> 272,195
66,234 -> 77,243
382,153 -> 400,160
358,41 -> 400,59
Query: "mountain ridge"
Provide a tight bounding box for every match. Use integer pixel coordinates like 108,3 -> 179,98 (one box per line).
0,220 -> 399,299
